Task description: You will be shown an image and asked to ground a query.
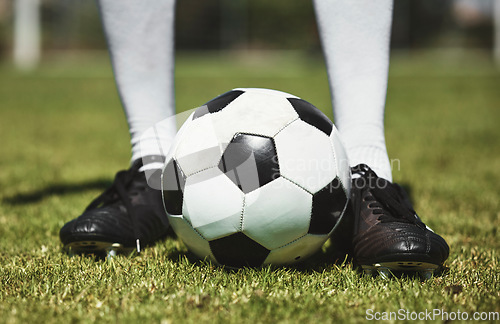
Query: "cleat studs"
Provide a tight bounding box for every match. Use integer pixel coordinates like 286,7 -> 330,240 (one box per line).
363,268 -> 374,276
420,270 -> 434,280
377,268 -> 392,279
106,249 -> 117,259
106,243 -> 123,259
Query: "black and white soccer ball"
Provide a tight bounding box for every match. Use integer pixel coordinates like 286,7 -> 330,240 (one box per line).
161,88 -> 351,267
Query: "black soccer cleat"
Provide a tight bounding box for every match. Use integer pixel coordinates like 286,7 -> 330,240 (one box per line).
349,164 -> 449,279
59,156 -> 170,258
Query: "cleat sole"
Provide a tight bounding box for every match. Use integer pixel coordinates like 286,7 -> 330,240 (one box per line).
360,261 -> 439,279
64,241 -> 134,256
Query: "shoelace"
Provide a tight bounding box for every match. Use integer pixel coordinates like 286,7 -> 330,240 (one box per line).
84,164 -> 143,253
352,164 -> 426,229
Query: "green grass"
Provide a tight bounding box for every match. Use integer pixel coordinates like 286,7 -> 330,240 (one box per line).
0,50 -> 499,323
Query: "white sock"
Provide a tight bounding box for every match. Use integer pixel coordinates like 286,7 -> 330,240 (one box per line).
97,0 -> 177,165
314,0 -> 394,181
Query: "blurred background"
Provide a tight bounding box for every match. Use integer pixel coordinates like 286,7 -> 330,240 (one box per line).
0,0 -> 499,70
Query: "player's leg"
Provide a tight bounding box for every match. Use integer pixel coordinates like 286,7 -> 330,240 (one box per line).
99,0 -> 177,165
59,0 -> 177,257
314,0 -> 448,277
314,0 -> 392,181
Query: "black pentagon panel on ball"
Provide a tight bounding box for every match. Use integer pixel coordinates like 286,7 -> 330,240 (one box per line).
218,133 -> 280,194
162,159 -> 186,215
193,90 -> 245,119
309,177 -> 348,235
287,98 -> 333,135
209,232 -> 270,268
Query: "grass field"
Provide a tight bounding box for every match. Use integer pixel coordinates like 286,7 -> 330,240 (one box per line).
0,51 -> 499,323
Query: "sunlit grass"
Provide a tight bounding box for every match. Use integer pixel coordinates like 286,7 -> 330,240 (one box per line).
0,51 -> 498,323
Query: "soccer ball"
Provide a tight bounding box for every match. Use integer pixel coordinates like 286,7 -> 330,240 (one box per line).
161,88 -> 351,267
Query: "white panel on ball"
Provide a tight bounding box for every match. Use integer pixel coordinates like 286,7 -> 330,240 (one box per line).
242,177 -> 312,250
274,119 -> 338,194
263,234 -> 328,265
330,127 -> 351,194
174,114 -> 223,176
210,90 -> 299,143
168,214 -> 215,261
182,167 -> 244,240
195,213 -> 242,241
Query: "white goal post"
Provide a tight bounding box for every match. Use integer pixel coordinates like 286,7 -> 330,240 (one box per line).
495,0 -> 500,66
13,0 -> 41,70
